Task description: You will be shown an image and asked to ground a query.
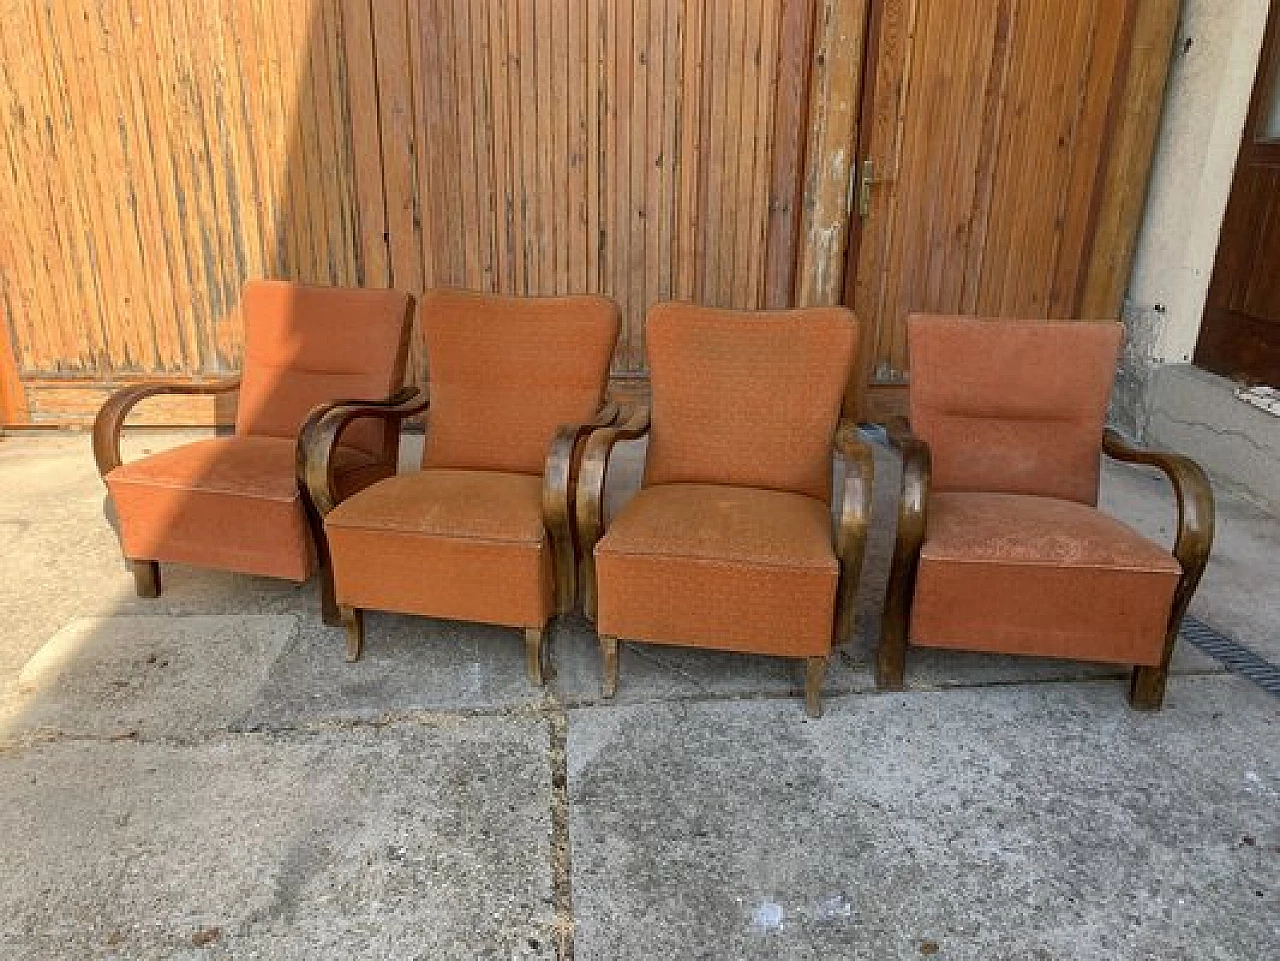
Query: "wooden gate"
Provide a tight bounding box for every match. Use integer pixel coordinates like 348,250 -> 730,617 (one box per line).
844,0 -> 1180,415
361,0 -> 820,383
0,0 -> 1175,425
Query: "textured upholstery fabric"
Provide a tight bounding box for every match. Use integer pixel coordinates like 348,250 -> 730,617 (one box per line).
325,469 -> 553,628
108,437 -> 384,581
910,492 -> 1182,665
420,289 -> 619,474
596,484 -> 839,656
235,280 -> 412,460
640,303 -> 858,502
907,315 -> 1122,505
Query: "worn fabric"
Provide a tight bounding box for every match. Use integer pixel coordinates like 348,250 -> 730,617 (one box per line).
910,492 -> 1182,665
235,280 -> 412,459
108,436 -> 383,581
907,315 -> 1122,505
420,289 -> 619,474
642,303 -> 858,502
325,469 -> 553,628
596,483 -> 839,656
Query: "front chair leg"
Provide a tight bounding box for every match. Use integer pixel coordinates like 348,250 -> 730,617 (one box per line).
340,606 -> 364,662
131,560 -> 160,599
805,656 -> 827,719
525,626 -> 547,687
876,619 -> 907,692
599,635 -> 619,699
1128,665 -> 1168,711
320,565 -> 341,627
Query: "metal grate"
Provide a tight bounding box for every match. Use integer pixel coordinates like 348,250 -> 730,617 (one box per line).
1181,616 -> 1280,697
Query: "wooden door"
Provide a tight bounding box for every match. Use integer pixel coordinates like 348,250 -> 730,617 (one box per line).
845,0 -> 1141,413
368,0 -> 823,384
1194,4 -> 1280,386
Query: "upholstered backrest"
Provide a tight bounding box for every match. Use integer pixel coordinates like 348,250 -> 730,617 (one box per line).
235,281 -> 413,459
420,289 -> 620,474
907,315 -> 1122,505
643,303 -> 858,502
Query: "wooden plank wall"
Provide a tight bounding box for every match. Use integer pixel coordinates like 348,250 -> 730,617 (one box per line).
0,0 -> 368,423
0,0 -> 816,423
376,0 -> 812,382
849,0 -> 1141,380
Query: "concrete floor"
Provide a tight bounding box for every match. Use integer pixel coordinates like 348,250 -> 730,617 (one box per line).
0,429 -> 1276,959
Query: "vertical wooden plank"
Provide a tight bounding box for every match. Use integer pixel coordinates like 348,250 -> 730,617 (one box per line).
643,0 -> 665,331
1080,0 -> 1179,319
626,0 -> 649,366
568,0 -> 588,292
487,1 -> 515,293
372,0 -> 423,295
342,0 -> 390,287
586,0 -> 604,292
699,0 -> 729,304
747,0 -> 781,308
764,0 -> 815,308
0,292 -> 27,423
657,0 -> 681,309
675,0 -> 705,301
795,0 -> 867,307
551,0 -> 571,293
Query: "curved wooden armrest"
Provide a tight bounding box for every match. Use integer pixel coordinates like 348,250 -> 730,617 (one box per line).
92,377 -> 242,478
542,402 -> 620,614
832,420 -> 875,644
297,387 -> 429,517
575,404 -> 652,619
877,417 -> 932,689
1103,429 -> 1215,607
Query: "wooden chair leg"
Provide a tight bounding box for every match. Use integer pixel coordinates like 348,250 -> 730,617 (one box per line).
320,564 -> 341,627
525,626 -> 547,687
805,656 -> 826,719
340,606 -> 364,663
875,618 -> 907,691
599,635 -> 619,699
131,560 -> 160,598
1128,665 -> 1168,711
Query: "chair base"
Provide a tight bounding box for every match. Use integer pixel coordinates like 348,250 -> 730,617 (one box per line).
597,634 -> 827,717
525,626 -> 547,687
131,560 -> 161,599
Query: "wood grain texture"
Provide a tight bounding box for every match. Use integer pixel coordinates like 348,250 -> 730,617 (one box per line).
849,0 -> 1143,386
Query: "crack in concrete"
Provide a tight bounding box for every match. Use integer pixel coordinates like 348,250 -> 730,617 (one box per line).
545,696 -> 576,961
1150,411 -> 1274,455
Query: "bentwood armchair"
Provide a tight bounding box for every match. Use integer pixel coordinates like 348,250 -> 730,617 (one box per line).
876,315 -> 1215,710
95,281 -> 415,602
577,303 -> 874,717
301,289 -> 619,682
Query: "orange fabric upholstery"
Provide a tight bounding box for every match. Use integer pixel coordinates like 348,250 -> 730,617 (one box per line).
596,484 -> 839,656
236,280 -> 413,460
108,437 -> 386,581
640,303 -> 858,501
907,315 -> 1122,505
910,492 -> 1182,665
325,469 -> 553,628
420,289 -> 619,474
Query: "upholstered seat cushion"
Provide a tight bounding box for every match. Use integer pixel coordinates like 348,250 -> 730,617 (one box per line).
324,468 -> 553,628
595,483 -> 839,656
910,492 -> 1182,665
107,436 -> 385,582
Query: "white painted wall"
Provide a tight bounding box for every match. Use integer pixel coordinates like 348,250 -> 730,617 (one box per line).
1125,0 -> 1269,366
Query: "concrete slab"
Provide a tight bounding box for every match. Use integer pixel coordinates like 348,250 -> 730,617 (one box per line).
567,676 -> 1279,961
0,719 -> 555,960
246,611 -> 552,729
4,615 -> 296,739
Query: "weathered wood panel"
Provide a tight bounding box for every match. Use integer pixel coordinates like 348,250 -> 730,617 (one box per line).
0,0 -> 367,423
386,0 -> 812,377
848,0 -> 1140,387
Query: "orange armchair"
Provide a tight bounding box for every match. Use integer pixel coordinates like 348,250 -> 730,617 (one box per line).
876,315 -> 1215,710
94,280 -> 414,601
301,290 -> 619,682
577,303 -> 874,717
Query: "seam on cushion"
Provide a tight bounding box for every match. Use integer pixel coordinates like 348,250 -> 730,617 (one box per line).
597,545 -> 836,572
108,476 -> 299,504
918,553 -> 1180,574
326,522 -> 546,548
241,359 -> 384,379
927,409 -> 1092,425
